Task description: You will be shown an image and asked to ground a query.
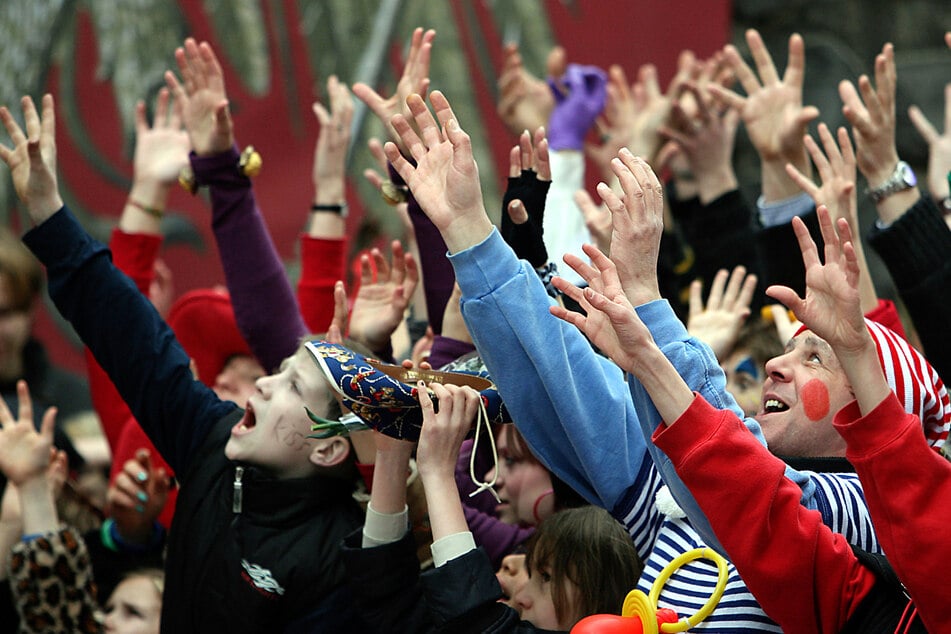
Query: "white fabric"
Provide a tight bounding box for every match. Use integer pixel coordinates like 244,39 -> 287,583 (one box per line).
543,151 -> 589,286
431,531 -> 477,568
361,504 -> 409,548
757,192 -> 813,227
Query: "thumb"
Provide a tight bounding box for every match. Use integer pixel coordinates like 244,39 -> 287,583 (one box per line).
214,100 -> 231,128
446,118 -> 475,171
507,199 -> 529,225
796,105 -> 820,127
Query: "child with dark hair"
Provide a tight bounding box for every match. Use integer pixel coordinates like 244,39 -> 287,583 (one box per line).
342,383 -> 642,633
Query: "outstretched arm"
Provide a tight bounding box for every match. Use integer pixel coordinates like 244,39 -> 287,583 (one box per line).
168,38 -> 306,371
785,123 -> 879,314
710,30 -> 818,204
299,75 -> 352,333
840,43 -> 921,225
385,91 -> 653,528
1,94 -> 232,476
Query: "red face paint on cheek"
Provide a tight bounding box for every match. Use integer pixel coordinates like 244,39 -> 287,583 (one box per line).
800,379 -> 830,422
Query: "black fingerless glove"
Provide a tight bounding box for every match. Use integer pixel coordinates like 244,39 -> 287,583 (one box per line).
500,169 -> 551,268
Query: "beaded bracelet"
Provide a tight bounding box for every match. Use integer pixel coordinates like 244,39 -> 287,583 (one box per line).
127,198 -> 164,219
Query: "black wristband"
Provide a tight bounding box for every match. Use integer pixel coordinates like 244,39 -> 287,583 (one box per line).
311,203 -> 348,217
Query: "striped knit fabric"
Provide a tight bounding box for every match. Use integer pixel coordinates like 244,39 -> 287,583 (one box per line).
865,320 -> 951,450
617,459 -> 879,631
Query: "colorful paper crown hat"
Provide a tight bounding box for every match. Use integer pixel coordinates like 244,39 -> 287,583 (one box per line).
304,340 -> 509,441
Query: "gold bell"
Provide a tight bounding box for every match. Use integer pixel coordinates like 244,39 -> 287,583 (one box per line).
381,181 -> 409,206
178,165 -> 198,195
239,146 -> 263,178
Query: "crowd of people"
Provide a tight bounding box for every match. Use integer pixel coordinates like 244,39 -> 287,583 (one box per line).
0,20 -> 949,634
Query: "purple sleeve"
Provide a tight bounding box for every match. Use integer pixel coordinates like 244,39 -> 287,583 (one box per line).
389,163 -> 455,334
191,147 -> 307,372
463,506 -> 535,569
428,335 -> 476,371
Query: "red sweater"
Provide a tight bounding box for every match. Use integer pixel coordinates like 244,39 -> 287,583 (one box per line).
835,395 -> 951,633
652,395 -> 876,633
297,235 -> 346,334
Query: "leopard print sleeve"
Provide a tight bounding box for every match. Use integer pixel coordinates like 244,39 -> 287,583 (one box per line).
7,526 -> 100,633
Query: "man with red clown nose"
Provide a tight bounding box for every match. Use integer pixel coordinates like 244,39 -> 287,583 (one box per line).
558,206 -> 949,631
383,86 -> 948,630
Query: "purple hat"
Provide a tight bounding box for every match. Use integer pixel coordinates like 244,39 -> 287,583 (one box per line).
305,341 -> 509,440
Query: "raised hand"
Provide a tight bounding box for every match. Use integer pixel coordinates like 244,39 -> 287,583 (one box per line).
107,448 -> 170,544
908,83 -> 951,209
785,123 -> 879,313
0,381 -> 56,487
0,94 -> 63,223
709,30 -> 818,200
353,28 -> 434,154
551,243 -> 641,371
686,266 -> 758,361
660,81 -> 741,204
132,88 -> 191,187
165,38 -> 233,156
312,75 -> 354,206
348,241 -> 419,354
765,206 -> 868,357
547,63 -> 607,152
497,43 -> 563,136
122,88 -> 192,233
596,149 -> 665,305
501,127 -> 551,267
586,64 -> 639,182
573,189 -> 612,256
786,124 -> 856,223
839,43 -> 900,189
385,91 -> 493,253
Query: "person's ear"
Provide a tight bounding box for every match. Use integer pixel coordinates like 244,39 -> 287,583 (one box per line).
308,436 -> 350,468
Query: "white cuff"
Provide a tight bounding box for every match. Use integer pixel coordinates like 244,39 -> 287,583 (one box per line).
431,531 -> 476,567
361,504 -> 409,548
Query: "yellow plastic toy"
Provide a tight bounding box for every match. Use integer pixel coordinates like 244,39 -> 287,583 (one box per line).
571,547 -> 729,633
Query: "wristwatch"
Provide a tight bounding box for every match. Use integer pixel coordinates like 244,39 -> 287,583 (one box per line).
867,160 -> 917,203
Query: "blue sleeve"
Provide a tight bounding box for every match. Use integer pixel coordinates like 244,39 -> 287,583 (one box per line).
23,207 -> 236,477
631,299 -> 818,555
450,229 -> 647,514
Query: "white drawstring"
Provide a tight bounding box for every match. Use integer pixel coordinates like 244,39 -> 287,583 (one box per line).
468,396 -> 501,503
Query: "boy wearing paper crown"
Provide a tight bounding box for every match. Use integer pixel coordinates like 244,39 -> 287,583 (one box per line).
0,63 -> 365,634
